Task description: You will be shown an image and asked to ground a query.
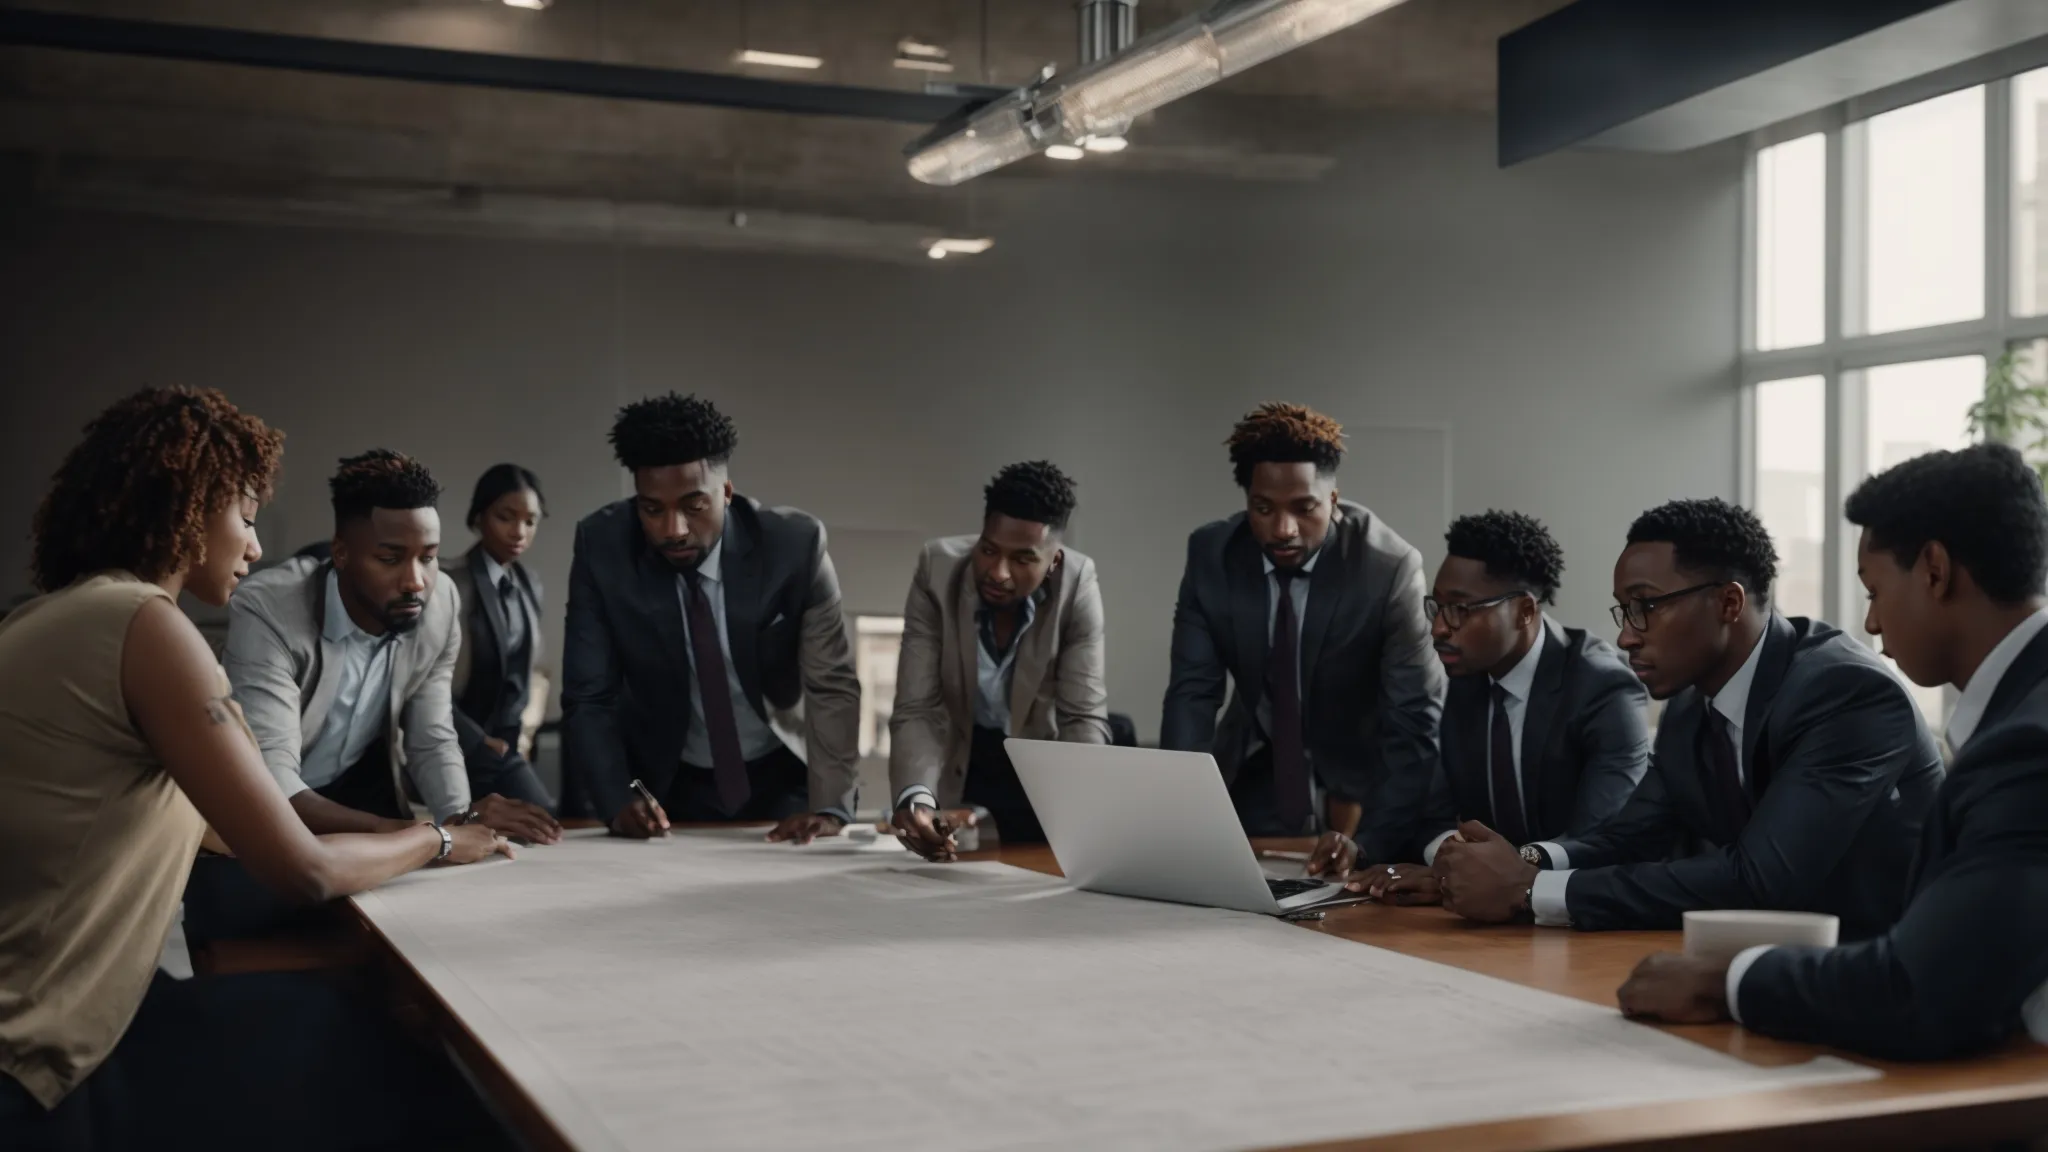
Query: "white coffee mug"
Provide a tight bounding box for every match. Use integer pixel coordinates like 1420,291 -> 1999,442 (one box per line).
1683,910 -> 1839,962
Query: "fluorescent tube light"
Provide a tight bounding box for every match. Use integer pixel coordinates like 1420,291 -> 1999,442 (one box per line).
737,49 -> 823,70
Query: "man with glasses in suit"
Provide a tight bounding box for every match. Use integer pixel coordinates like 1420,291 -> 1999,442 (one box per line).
1313,511 -> 1650,902
1427,498 -> 1942,936
1620,445 -> 2048,1060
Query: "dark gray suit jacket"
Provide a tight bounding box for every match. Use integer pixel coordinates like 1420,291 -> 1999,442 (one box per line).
1737,622 -> 2048,1060
1422,616 -> 1649,847
1160,500 -> 1446,862
559,497 -> 861,824
1553,614 -> 1943,937
443,544 -> 543,758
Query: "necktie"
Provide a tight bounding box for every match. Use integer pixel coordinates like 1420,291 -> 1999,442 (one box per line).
681,570 -> 751,814
1489,682 -> 1530,845
1268,567 -> 1311,832
1701,706 -> 1748,837
498,574 -> 524,654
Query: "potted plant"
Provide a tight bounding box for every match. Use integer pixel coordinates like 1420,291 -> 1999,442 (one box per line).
1966,349 -> 2048,483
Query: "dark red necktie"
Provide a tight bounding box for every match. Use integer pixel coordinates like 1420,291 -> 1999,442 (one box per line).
682,570 -> 751,814
1268,568 -> 1311,831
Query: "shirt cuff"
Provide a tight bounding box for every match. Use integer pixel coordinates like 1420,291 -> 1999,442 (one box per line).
894,785 -> 936,810
1724,945 -> 1775,1025
1534,841 -> 1569,870
1530,869 -> 1573,927
1421,829 -> 1456,867
817,807 -> 853,825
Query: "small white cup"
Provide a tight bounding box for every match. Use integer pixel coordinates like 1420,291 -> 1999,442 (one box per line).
1683,910 -> 1839,962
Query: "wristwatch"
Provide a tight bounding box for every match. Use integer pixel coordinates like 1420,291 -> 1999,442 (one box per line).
430,821 -> 454,861
1518,843 -> 1549,869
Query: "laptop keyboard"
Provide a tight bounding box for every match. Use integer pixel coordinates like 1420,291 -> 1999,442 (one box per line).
1266,878 -> 1329,899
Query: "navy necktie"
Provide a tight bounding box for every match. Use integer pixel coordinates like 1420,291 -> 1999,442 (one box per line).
1489,682 -> 1530,845
682,570 -> 751,814
1268,567 -> 1311,832
1701,706 -> 1748,837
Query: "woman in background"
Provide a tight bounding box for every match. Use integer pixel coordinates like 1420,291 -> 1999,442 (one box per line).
0,388 -> 509,1151
445,464 -> 554,810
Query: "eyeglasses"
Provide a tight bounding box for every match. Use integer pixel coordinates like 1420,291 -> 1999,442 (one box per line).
1609,582 -> 1728,631
1424,591 -> 1530,630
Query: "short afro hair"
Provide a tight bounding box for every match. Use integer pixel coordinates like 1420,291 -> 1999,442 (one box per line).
1626,497 -> 1777,606
32,387 -> 283,591
1846,442 -> 2048,604
330,449 -> 441,529
1445,510 -> 1565,605
1225,402 -> 1345,490
609,392 -> 737,473
984,461 -> 1078,532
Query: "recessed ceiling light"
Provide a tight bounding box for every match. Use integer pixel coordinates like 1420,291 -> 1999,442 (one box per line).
737,49 -> 824,70
1045,144 -> 1086,161
1082,134 -> 1128,153
894,56 -> 955,73
898,39 -> 949,58
500,0 -> 550,9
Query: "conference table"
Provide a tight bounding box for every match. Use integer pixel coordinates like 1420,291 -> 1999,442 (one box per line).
215,829 -> 2048,1151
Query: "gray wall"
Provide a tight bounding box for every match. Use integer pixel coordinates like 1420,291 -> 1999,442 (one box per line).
0,113 -> 1742,742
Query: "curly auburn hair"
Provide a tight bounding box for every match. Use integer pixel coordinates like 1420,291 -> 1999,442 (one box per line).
1225,402 -> 1346,489
31,387 -> 284,591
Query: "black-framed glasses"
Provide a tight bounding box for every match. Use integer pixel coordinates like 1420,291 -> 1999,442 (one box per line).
1609,582 -> 1728,631
1425,591 -> 1530,630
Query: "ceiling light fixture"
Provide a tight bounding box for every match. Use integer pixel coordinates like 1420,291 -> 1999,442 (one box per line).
906,0 -> 1411,185
736,49 -> 823,70
895,38 -> 955,73
1082,134 -> 1128,153
499,0 -> 551,9
927,237 -> 994,260
1044,144 -> 1087,161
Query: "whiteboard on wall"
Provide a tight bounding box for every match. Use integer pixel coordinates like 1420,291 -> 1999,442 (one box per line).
1342,424 -> 1452,577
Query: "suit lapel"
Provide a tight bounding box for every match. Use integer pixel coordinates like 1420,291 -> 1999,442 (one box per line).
1740,614 -> 1798,796
1974,625 -> 2048,740
304,563 -> 344,739
469,546 -> 511,680
953,556 -> 983,727
1297,521 -> 1351,715
1519,618 -> 1568,819
722,513 -> 766,716
636,546 -> 692,692
1227,529 -> 1269,709
1449,679 -> 1489,816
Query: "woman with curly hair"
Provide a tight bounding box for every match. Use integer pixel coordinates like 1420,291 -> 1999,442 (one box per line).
0,388 -> 508,1151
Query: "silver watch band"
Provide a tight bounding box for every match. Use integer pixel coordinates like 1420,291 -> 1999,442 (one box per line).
431,821 -> 453,861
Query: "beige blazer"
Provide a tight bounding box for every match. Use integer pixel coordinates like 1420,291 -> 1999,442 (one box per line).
888,535 -> 1110,807
223,555 -> 468,820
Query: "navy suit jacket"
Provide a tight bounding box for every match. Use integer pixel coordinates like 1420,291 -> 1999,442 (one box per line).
1422,616 -> 1649,847
1737,622 -> 2048,1060
1554,615 -> 1943,937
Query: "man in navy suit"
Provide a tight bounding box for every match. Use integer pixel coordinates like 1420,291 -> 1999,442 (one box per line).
1621,444 -> 2048,1060
561,393 -> 860,843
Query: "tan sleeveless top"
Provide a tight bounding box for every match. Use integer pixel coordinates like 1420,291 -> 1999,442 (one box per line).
0,574 -> 209,1107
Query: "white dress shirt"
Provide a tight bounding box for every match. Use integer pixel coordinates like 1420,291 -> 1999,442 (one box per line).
674,538 -> 787,769
1530,626 -> 1766,926
972,592 -> 1038,734
297,571 -> 398,790
1725,606 -> 2048,1035
1423,623 -> 1546,866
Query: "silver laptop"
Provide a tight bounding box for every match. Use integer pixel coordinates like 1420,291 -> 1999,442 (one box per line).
1004,738 -> 1354,915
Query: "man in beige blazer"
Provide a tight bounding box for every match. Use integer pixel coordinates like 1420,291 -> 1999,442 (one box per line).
891,462 -> 1109,860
